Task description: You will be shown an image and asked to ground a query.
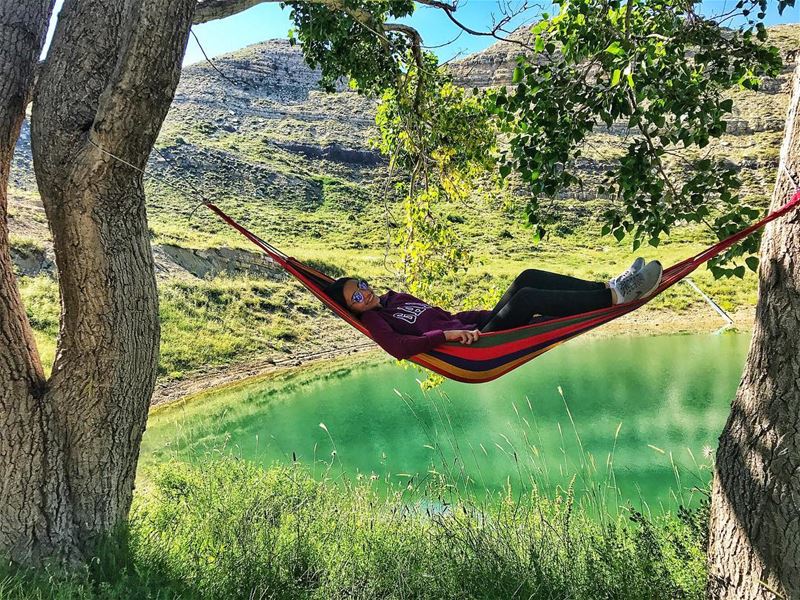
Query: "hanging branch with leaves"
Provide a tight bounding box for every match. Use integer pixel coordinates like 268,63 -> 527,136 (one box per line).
489,0 -> 795,277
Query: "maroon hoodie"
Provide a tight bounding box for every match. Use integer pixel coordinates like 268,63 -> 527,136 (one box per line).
359,290 -> 491,360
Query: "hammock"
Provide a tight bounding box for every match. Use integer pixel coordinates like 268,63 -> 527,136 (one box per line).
204,192 -> 800,384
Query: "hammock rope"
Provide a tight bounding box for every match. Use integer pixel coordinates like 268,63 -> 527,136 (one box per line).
205,191 -> 800,384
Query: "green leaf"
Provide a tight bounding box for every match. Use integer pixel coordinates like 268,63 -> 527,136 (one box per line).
513,66 -> 524,83
611,69 -> 622,87
605,41 -> 624,56
535,35 -> 545,52
734,265 -> 746,278
745,256 -> 759,272
532,21 -> 549,35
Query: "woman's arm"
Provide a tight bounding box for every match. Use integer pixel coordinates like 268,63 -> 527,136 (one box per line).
360,312 -> 446,360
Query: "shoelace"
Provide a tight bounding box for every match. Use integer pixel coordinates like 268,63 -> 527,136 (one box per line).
611,259 -> 644,286
617,270 -> 644,298
611,266 -> 636,286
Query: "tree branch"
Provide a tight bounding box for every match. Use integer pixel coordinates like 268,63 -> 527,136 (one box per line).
418,0 -> 536,53
384,23 -> 426,108
194,0 -> 538,59
194,0 -> 377,24
93,0 -> 195,163
193,0 -> 272,24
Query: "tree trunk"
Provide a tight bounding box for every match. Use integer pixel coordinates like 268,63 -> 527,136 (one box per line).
0,0 -> 71,564
707,64 -> 800,600
0,0 -> 194,564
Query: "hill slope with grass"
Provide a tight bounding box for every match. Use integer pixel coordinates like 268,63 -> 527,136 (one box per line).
8,25 -> 800,387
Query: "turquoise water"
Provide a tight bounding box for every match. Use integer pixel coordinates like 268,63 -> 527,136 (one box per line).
142,333 -> 750,512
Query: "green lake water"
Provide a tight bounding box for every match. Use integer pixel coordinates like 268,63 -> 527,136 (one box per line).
141,332 -> 750,512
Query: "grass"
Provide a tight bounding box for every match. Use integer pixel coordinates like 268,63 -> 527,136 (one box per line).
0,457 -> 710,600
16,274 -> 332,380
157,277 -> 324,378
18,276 -> 59,374
1,331 -> 723,598
9,234 -> 46,255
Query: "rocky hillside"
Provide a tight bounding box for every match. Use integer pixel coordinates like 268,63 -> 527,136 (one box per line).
10,26 -> 800,281
8,39 -> 390,280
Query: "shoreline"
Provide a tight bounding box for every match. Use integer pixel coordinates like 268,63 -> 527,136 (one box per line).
150,306 -> 756,410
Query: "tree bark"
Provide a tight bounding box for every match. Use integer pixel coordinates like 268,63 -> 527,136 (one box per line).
194,0 -> 272,24
0,0 -> 71,564
707,64 -> 800,600
0,0 -> 194,564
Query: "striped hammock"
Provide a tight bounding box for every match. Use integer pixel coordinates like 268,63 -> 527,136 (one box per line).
205,192 -> 800,384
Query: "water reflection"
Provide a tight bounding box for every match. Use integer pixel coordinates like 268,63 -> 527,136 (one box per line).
142,333 -> 750,512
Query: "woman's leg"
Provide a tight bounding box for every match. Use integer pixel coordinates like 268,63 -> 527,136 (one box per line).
507,268 -> 606,292
480,286 -> 612,333
486,268 -> 606,325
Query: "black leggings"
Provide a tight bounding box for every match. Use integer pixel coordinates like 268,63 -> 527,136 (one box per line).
479,269 -> 612,333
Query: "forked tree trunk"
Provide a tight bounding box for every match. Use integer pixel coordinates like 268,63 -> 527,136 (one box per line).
707,64 -> 800,600
0,0 -> 194,563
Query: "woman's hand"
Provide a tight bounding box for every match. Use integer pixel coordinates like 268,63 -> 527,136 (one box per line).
444,329 -> 481,345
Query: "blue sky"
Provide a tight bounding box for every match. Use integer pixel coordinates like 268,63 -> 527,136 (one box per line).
46,1 -> 800,65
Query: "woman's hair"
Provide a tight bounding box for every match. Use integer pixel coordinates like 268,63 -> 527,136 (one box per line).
324,277 -> 353,310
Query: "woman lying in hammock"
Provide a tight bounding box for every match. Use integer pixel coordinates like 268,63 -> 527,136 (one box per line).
324,259 -> 662,360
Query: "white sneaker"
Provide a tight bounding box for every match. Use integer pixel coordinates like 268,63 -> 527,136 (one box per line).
614,260 -> 663,304
638,260 -> 663,298
610,257 -> 645,288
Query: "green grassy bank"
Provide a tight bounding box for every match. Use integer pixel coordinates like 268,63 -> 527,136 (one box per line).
0,458 -> 708,600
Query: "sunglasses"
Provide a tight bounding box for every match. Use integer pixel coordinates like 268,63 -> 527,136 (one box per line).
350,280 -> 370,305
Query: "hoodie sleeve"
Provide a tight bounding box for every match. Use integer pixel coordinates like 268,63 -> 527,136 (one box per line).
360,312 -> 446,360
453,309 -> 493,327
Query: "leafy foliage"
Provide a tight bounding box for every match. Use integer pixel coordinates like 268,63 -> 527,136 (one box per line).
285,0 -> 415,93
489,0 -> 791,277
283,1 -> 498,294
374,56 -> 495,300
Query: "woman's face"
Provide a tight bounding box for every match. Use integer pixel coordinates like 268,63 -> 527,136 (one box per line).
342,279 -> 380,314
